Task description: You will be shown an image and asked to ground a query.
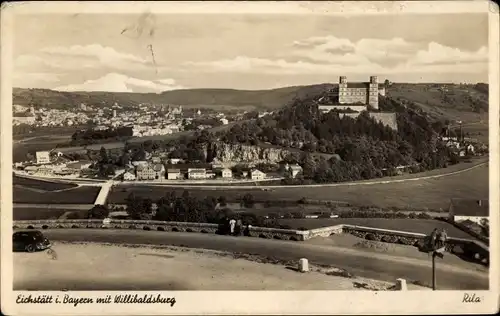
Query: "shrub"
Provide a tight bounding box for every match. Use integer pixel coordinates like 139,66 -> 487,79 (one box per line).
417,212 -> 432,219
66,211 -> 86,219
87,205 -> 109,219
365,233 -> 377,241
291,211 -> 305,219
381,235 -> 398,243
267,212 -> 280,219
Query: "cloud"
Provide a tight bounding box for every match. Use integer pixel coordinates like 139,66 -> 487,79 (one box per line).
185,35 -> 488,77
54,73 -> 185,93
412,42 -> 488,65
15,44 -> 155,72
14,72 -> 60,83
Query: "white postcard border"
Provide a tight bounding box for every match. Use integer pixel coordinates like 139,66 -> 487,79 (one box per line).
1,1 -> 499,315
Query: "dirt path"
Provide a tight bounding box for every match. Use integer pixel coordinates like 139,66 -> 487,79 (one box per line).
14,242 -> 428,291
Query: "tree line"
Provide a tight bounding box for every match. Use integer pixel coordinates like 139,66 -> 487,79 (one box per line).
70,126 -> 133,146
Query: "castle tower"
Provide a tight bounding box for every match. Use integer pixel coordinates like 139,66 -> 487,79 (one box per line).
368,76 -> 379,110
339,76 -> 348,104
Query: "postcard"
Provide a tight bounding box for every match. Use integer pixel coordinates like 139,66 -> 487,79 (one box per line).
1,1 -> 498,315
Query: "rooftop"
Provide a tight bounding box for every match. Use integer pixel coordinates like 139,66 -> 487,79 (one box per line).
450,198 -> 489,217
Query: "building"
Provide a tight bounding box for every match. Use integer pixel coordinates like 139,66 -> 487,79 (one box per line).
466,144 -> 475,154
36,151 -> 51,164
318,76 -> 386,112
136,163 -> 165,181
188,168 -> 207,179
250,169 -> 266,180
13,115 -> 36,126
167,169 -> 182,180
339,76 -> 385,109
123,171 -> 136,181
284,163 -> 303,178
220,118 -> 229,125
448,199 -> 489,225
221,168 -> 232,178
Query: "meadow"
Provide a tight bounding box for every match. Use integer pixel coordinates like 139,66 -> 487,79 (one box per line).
109,161 -> 488,210
13,186 -> 101,204
276,218 -> 471,239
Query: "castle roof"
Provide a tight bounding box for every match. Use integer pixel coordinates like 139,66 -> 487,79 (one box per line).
346,82 -> 370,88
342,83 -> 385,89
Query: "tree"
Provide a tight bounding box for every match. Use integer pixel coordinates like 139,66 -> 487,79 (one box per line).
217,195 -> 227,207
99,146 -> 108,163
241,193 -> 255,208
87,204 -> 109,219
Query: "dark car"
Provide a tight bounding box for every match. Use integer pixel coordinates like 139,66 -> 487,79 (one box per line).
13,230 -> 52,252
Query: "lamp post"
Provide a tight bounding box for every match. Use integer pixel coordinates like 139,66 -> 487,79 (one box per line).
426,228 -> 447,290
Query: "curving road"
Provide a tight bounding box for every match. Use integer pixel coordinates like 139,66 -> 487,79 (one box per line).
41,229 -> 489,290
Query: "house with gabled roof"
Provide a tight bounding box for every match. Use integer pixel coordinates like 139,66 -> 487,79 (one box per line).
448,198 -> 489,225
136,163 -> 165,181
250,169 -> 266,180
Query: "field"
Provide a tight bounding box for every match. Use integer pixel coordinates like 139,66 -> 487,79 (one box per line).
13,176 -> 77,191
109,161 -> 488,210
13,186 -> 100,204
276,218 -> 471,239
461,122 -> 490,143
389,83 -> 488,122
12,207 -> 89,221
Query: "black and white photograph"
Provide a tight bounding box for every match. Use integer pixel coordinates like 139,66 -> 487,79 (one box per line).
1,1 -> 498,315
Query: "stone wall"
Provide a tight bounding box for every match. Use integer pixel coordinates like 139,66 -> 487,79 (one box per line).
318,105 -> 367,113
13,220 -> 307,241
368,112 -> 398,130
12,220 -> 488,264
337,112 -> 397,130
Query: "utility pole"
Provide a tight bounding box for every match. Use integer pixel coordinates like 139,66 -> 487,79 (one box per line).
432,252 -> 437,290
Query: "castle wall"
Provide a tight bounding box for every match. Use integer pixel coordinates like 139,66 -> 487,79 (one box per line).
369,112 -> 397,130
339,88 -> 367,104
318,105 -> 367,113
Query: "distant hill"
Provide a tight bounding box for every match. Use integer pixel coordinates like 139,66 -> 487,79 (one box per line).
12,84 -> 334,111
13,82 -> 488,122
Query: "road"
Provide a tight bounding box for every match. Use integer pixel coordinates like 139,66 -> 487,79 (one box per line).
41,229 -> 489,290
14,158 -> 488,190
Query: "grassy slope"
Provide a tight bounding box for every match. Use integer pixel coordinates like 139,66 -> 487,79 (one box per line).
277,218 -> 471,239
13,186 -> 101,204
388,83 -> 488,123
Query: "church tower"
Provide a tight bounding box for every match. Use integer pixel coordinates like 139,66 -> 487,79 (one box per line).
368,76 -> 379,110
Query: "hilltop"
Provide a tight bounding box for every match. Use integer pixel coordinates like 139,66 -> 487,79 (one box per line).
12,84 -> 334,112
13,82 -> 488,121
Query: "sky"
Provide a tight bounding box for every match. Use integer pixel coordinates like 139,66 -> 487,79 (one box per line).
12,12 -> 489,93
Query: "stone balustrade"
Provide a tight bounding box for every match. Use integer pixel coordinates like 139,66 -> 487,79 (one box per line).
12,220 -> 308,241
12,220 -> 488,264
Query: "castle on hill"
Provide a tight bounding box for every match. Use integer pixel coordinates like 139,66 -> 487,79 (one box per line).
316,76 -> 397,130
317,76 -> 386,112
